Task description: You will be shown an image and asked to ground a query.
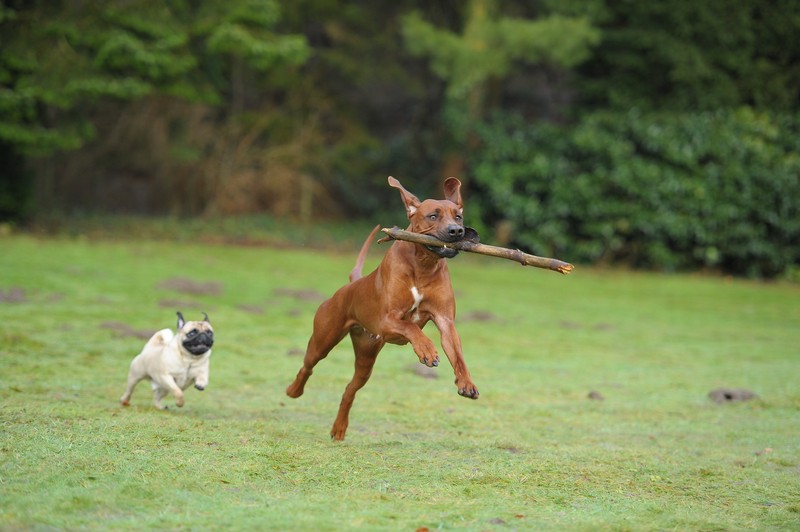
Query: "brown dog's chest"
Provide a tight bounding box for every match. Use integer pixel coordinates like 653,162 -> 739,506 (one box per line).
395,280 -> 452,327
375,286 -> 434,346
401,285 -> 428,324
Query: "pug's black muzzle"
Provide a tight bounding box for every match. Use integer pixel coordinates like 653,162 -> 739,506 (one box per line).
183,331 -> 214,355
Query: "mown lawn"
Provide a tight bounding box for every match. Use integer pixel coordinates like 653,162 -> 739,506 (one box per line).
1,232 -> 799,530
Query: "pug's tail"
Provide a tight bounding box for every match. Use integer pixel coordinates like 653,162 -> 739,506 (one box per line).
349,225 -> 381,282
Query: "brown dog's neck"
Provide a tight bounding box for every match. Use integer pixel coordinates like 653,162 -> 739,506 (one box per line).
391,239 -> 449,274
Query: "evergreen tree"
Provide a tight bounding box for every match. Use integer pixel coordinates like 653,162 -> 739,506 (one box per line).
0,0 -> 308,218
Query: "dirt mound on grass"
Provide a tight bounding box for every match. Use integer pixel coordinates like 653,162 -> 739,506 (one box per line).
708,388 -> 758,403
273,288 -> 326,302
157,277 -> 223,296
0,287 -> 27,302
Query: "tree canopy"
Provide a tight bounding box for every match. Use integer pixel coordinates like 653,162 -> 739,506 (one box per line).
0,0 -> 309,155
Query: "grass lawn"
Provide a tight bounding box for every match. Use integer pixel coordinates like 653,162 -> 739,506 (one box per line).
1,230 -> 799,530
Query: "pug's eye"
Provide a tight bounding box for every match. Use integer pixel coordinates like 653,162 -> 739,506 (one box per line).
188,329 -> 198,337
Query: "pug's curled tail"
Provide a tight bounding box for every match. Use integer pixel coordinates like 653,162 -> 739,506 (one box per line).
349,225 -> 381,282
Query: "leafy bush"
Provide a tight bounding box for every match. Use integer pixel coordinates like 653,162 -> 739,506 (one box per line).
472,109 -> 800,278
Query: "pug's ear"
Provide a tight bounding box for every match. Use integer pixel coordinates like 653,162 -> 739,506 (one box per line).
202,312 -> 210,323
176,311 -> 186,329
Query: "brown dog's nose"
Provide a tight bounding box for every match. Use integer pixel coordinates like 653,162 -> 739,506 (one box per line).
447,225 -> 465,240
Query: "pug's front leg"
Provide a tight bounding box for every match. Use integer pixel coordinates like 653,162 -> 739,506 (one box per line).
193,365 -> 209,391
152,375 -> 185,408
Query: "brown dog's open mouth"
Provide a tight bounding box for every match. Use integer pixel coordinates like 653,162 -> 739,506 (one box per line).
425,244 -> 460,258
424,227 -> 479,259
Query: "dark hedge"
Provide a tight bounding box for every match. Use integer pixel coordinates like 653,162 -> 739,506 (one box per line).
472,109 -> 800,278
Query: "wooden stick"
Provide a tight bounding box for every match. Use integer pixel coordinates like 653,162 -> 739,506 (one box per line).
380,227 -> 574,275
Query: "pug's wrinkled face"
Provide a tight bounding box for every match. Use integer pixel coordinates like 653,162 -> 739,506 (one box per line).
177,312 -> 214,355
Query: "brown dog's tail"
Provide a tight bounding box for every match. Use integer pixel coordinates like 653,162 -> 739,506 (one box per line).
349,224 -> 381,282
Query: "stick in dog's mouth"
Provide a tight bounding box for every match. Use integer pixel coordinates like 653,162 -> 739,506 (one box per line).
380,226 -> 574,274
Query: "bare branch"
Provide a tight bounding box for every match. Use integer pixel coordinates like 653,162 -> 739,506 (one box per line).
380,227 -> 574,275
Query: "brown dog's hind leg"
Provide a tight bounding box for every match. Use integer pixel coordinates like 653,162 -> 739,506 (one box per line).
286,333 -> 342,398
286,299 -> 348,398
330,328 -> 383,441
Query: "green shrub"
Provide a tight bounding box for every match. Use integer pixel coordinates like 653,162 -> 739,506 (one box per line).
472,109 -> 800,278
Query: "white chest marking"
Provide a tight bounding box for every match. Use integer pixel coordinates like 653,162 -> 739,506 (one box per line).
409,286 -> 423,318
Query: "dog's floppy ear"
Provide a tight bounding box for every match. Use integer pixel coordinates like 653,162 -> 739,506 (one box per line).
388,176 -> 421,218
443,177 -> 463,209
202,312 -> 210,323
176,311 -> 186,329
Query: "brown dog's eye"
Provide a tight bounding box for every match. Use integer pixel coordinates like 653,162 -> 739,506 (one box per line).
428,214 -> 438,220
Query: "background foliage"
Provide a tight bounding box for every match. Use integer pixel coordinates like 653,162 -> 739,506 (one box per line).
473,109 -> 800,278
1,0 -> 798,277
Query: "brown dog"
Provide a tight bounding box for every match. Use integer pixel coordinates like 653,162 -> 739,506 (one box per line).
286,176 -> 478,440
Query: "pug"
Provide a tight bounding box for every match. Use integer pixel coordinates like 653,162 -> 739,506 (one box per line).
120,311 -> 214,409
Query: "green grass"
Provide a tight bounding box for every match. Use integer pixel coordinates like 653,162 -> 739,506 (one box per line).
1,232 -> 799,530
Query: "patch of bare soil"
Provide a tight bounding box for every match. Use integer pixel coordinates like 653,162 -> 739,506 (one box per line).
157,277 -> 223,296
0,287 -> 27,302
273,288 -> 326,302
459,310 -> 500,323
496,444 -> 524,454
158,298 -> 203,310
237,303 -> 265,314
708,388 -> 758,403
100,321 -> 154,340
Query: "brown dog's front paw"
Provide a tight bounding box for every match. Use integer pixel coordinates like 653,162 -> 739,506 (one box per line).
458,385 -> 480,399
420,355 -> 439,367
413,340 -> 440,368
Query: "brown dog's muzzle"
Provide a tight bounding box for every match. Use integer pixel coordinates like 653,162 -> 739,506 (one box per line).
442,224 -> 465,241
426,224 -> 465,258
